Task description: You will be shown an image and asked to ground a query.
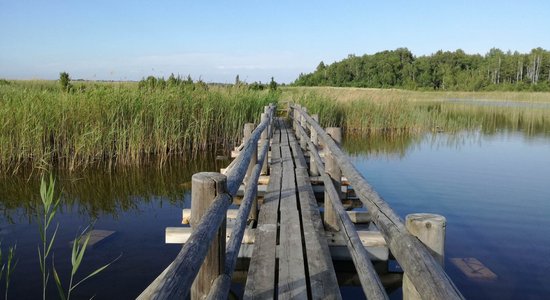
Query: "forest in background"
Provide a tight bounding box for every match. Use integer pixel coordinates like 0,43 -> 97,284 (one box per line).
293,48 -> 550,91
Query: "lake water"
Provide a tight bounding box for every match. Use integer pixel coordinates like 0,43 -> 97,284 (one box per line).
0,130 -> 549,299
0,156 -> 226,299
345,131 -> 550,299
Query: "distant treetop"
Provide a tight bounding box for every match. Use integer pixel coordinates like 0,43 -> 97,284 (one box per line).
293,48 -> 550,91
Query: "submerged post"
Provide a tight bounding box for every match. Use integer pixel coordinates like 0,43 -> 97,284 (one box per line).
402,213 -> 447,300
309,114 -> 319,176
190,172 -> 228,300
244,123 -> 258,222
324,127 -> 342,231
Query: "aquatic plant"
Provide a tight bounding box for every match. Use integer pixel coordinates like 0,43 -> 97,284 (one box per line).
0,81 -> 277,174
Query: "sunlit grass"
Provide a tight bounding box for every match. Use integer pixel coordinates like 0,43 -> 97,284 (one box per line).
0,80 -> 278,173
283,86 -> 550,137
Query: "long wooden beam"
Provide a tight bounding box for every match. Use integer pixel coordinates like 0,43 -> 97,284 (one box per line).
292,105 -> 464,300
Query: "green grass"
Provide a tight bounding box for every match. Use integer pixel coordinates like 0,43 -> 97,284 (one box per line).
283,86 -> 550,137
0,80 -> 278,173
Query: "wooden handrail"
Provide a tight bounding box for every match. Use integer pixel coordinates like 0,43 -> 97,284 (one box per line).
291,104 -> 464,300
295,121 -> 388,300
138,105 -> 275,300
206,137 -> 271,300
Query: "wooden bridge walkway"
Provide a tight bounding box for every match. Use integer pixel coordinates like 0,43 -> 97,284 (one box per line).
138,104 -> 464,300
244,118 -> 339,299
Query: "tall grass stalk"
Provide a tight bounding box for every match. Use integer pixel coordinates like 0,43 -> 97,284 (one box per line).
4,244 -> 17,300
52,226 -> 118,300
38,175 -> 60,300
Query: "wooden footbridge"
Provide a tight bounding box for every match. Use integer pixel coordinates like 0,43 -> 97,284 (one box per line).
138,104 -> 464,300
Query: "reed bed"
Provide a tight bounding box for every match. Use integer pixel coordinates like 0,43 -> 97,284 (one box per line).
286,87 -> 550,137
0,81 -> 278,173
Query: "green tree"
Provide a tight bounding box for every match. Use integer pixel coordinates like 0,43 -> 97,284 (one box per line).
59,72 -> 72,92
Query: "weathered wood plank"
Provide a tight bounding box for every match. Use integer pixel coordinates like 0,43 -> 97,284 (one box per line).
278,135 -> 307,300
244,121 -> 282,300
295,167 -> 342,300
290,134 -> 341,299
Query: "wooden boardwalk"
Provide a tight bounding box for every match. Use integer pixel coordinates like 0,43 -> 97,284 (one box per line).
138,104 -> 464,300
244,119 -> 340,299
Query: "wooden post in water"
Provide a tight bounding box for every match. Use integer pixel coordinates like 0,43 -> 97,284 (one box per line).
190,172 -> 228,300
244,123 -> 258,222
402,213 -> 447,300
260,113 -> 269,175
324,127 -> 342,231
309,114 -> 319,176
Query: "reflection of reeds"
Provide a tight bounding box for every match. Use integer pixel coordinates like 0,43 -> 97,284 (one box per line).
0,81 -> 277,173
286,87 -> 550,136
0,155 -> 222,222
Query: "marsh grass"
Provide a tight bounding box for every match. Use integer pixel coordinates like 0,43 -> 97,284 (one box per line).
284,87 -> 550,136
0,81 -> 277,173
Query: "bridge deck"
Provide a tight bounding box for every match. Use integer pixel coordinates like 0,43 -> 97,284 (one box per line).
244,119 -> 341,300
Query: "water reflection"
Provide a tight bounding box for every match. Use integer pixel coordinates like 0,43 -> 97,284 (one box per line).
0,154 -> 226,223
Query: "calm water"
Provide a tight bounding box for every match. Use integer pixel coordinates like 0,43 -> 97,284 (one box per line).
1,130 -> 549,299
345,131 -> 550,299
0,157 -> 226,299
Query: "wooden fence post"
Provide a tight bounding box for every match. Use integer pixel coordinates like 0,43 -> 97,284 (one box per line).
324,127 -> 342,231
190,172 -> 228,300
260,113 -> 269,175
244,123 -> 258,222
309,114 -> 319,176
402,213 -> 447,300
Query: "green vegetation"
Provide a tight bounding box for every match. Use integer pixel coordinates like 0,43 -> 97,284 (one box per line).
58,72 -> 72,93
0,242 -> 17,300
37,176 -> 115,300
285,87 -> 550,137
0,79 -> 278,174
294,48 -> 550,91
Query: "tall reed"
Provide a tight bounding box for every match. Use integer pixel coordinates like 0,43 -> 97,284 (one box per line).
0,81 -> 278,173
288,88 -> 550,137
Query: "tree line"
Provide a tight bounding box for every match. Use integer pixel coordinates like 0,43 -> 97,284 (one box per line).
293,48 -> 550,91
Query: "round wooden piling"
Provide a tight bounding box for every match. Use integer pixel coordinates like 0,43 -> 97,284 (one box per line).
309,114 -> 319,176
244,123 -> 258,222
324,127 -> 342,231
260,114 -> 269,175
190,172 -> 228,300
402,213 -> 447,300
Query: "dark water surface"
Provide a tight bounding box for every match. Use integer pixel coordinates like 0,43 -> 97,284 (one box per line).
0,156 -> 226,299
1,130 -> 549,299
345,131 -> 550,299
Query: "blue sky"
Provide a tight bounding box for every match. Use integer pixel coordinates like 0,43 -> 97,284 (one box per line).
1,0 -> 549,83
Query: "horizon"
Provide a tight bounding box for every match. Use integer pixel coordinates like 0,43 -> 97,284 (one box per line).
1,1 -> 549,83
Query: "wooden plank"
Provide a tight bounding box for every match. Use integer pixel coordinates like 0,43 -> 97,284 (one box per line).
76,229 -> 115,247
296,167 -> 342,300
166,227 -> 256,244
450,258 -> 497,280
278,137 -> 307,300
290,134 -> 341,299
244,121 -> 282,300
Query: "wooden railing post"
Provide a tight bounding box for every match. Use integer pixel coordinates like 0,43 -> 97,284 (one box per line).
309,114 -> 319,176
403,214 -> 447,300
324,127 -> 342,231
190,172 -> 228,300
244,123 -> 258,222
260,113 -> 269,175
